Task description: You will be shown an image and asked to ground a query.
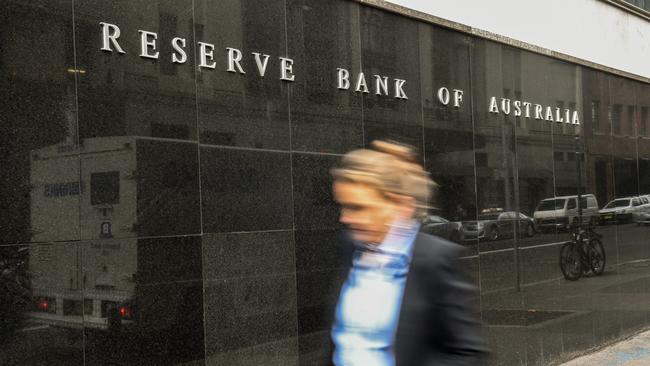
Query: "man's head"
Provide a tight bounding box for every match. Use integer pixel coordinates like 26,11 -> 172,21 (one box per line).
331,140 -> 435,245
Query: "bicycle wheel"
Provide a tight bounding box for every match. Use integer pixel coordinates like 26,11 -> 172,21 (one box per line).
560,242 -> 582,281
588,238 -> 606,276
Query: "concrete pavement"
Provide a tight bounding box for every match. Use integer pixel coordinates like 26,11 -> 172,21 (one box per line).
561,329 -> 650,366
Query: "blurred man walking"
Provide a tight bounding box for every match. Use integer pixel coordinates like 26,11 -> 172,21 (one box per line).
330,140 -> 486,366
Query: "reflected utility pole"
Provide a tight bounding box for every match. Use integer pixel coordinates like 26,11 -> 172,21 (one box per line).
576,136 -> 583,224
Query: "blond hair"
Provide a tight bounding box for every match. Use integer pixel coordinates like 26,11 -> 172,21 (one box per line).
331,140 -> 436,218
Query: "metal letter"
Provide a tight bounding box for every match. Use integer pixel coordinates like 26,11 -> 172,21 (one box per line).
375,75 -> 389,96
555,107 -> 564,123
453,89 -> 464,108
171,37 -> 187,64
100,22 -> 125,53
198,42 -> 216,69
355,73 -> 369,93
545,106 -> 554,122
489,97 -> 499,113
572,111 -> 581,125
513,100 -> 522,116
437,87 -> 450,105
280,57 -> 295,81
252,52 -> 270,77
394,79 -> 407,99
523,102 -> 532,118
138,30 -> 159,59
337,68 -> 350,90
534,104 -> 543,120
501,98 -> 511,115
226,48 -> 245,74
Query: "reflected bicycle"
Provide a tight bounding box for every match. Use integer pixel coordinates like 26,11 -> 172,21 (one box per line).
559,225 -> 606,281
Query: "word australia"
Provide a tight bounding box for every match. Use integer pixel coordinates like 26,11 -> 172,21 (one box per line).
489,96 -> 580,125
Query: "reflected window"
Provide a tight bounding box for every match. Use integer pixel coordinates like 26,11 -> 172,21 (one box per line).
476,153 -> 487,167
567,199 -> 577,210
160,13 -> 179,76
195,23 -> 205,83
537,198 -> 566,211
641,107 -> 648,137
604,199 -> 631,208
621,0 -> 650,11
90,171 -> 120,205
591,100 -> 600,132
612,104 -> 622,135
567,152 -> 575,162
628,106 -> 635,136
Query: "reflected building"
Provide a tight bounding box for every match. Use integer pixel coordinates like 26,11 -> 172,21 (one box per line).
3,0 -> 650,365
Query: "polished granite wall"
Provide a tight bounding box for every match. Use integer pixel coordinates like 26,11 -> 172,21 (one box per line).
1,0 -> 650,365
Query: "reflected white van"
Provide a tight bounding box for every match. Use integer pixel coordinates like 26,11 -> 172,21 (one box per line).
533,194 -> 599,231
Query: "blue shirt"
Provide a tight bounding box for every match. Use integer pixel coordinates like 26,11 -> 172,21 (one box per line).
332,221 -> 419,366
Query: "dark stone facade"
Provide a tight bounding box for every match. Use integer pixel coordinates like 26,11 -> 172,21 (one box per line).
1,0 -> 650,365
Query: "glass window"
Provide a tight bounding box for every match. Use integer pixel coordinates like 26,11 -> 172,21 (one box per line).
90,171 -> 120,205
567,199 -> 577,209
537,199 -> 566,211
621,0 -> 650,12
604,199 -> 631,208
641,107 -> 649,137
588,196 -> 597,207
628,105 -> 636,136
612,104 -> 622,135
591,100 -> 600,132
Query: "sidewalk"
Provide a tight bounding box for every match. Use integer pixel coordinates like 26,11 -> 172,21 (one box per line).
561,329 -> 650,366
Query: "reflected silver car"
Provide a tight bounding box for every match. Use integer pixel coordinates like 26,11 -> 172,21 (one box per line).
636,211 -> 650,226
421,215 -> 464,243
462,211 -> 535,241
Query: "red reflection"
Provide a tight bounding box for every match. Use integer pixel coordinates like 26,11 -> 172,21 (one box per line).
37,299 -> 49,311
119,306 -> 131,318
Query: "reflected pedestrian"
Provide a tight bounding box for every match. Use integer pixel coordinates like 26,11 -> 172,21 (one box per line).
331,140 -> 486,366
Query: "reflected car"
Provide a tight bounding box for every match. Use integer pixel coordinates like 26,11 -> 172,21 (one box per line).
462,211 -> 535,241
637,212 -> 650,226
599,196 -> 646,225
421,215 -> 464,243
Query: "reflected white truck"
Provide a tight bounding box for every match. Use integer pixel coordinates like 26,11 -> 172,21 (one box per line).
28,138 -> 138,331
533,194 -> 599,231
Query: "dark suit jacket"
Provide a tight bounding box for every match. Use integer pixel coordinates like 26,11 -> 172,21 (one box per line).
333,232 -> 487,366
